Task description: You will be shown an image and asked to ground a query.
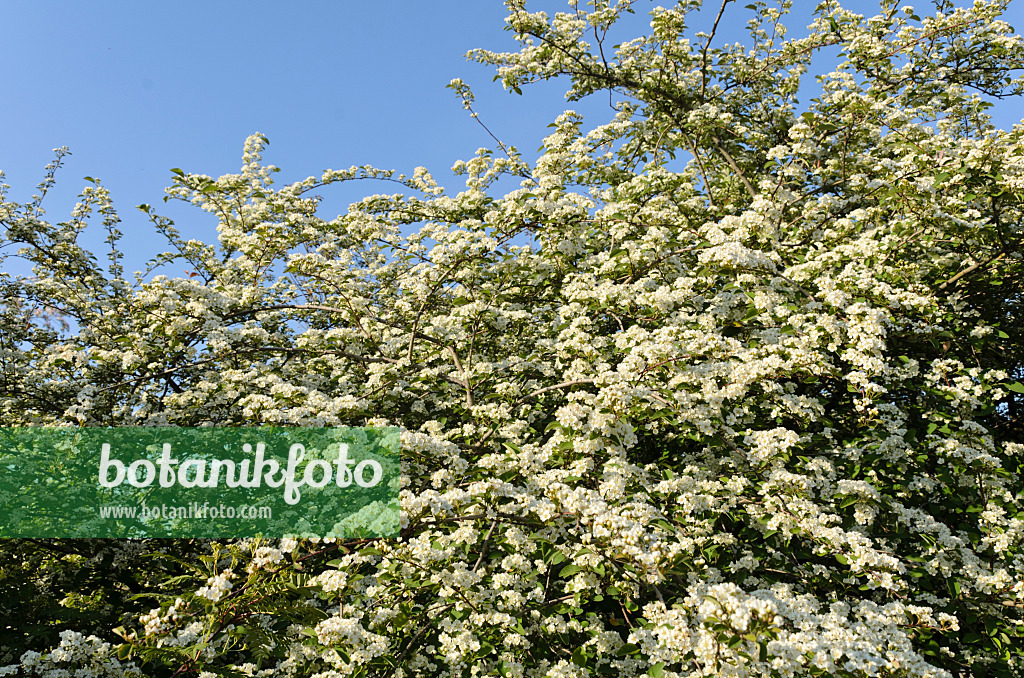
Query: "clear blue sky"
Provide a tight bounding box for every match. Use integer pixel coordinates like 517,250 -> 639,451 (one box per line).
2,1 -> 1022,274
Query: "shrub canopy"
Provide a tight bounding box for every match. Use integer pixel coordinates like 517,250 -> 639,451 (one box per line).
2,0 -> 1024,676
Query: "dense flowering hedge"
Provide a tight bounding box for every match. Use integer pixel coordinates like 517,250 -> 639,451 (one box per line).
2,0 -> 1024,676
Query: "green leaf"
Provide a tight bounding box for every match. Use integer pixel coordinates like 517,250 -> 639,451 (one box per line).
560,565 -> 583,577
947,579 -> 961,597
649,662 -> 665,678
1006,382 -> 1024,394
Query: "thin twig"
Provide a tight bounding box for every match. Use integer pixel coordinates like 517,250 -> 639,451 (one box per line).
700,0 -> 732,101
682,131 -> 716,208
472,519 -> 499,572
511,379 -> 598,408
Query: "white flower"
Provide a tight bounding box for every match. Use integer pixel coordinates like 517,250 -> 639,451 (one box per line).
196,570 -> 235,602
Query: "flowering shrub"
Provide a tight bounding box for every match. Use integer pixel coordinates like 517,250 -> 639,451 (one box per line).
2,0 -> 1024,676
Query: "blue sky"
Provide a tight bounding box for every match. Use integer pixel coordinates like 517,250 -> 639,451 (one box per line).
2,1 -> 1022,275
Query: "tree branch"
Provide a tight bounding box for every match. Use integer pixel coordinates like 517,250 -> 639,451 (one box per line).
938,251 -> 1006,291
711,135 -> 758,200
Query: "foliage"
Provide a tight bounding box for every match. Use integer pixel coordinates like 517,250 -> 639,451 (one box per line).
2,0 -> 1024,676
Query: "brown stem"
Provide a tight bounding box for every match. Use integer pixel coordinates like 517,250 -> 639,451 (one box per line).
700,0 -> 732,101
